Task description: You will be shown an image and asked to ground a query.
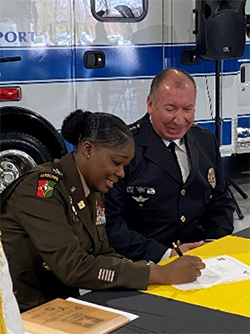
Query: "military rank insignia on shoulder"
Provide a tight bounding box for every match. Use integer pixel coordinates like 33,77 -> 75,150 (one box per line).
129,123 -> 141,132
36,173 -> 59,198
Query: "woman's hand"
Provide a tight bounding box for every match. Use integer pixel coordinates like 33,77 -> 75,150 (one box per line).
148,255 -> 205,285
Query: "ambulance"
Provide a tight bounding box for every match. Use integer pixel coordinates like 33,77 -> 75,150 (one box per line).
0,0 -> 250,192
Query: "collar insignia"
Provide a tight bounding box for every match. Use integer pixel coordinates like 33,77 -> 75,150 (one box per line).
70,186 -> 76,193
42,262 -> 51,271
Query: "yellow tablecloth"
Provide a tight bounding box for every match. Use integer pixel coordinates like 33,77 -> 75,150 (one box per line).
144,236 -> 250,318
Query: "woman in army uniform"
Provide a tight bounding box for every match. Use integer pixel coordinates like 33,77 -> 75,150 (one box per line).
1,110 -> 205,312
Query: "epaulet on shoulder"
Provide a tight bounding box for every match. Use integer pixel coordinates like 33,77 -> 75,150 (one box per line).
129,123 -> 141,133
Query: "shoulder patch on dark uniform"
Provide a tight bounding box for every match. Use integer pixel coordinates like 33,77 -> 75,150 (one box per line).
37,173 -> 59,198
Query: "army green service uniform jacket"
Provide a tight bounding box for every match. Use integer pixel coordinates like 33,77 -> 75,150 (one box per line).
1,153 -> 149,312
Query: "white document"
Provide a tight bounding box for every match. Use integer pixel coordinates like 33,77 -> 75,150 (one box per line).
173,255 -> 250,291
66,297 -> 139,321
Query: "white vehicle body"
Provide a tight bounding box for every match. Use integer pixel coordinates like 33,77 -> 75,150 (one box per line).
0,0 -> 250,191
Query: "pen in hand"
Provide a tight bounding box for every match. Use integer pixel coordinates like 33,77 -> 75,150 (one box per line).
172,240 -> 183,257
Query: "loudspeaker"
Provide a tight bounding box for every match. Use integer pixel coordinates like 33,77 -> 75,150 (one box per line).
195,0 -> 247,60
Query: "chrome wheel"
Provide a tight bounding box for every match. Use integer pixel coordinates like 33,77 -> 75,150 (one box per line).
0,149 -> 36,193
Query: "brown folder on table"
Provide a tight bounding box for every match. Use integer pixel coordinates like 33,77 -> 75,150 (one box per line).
21,298 -> 130,334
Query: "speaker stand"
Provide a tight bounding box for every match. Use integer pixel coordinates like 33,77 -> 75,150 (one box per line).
215,60 -> 248,220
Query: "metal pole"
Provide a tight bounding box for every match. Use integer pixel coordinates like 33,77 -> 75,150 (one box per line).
215,59 -> 221,146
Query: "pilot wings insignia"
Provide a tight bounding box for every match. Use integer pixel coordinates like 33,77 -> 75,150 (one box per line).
132,195 -> 149,203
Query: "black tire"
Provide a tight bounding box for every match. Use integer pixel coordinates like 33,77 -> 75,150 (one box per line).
0,131 -> 53,192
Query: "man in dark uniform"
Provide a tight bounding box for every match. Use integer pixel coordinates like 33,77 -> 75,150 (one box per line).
105,68 -> 234,263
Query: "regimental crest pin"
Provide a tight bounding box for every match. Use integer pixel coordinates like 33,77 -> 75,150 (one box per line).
77,200 -> 85,210
208,167 -> 216,188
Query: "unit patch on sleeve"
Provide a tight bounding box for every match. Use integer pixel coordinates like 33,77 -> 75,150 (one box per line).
37,173 -> 59,198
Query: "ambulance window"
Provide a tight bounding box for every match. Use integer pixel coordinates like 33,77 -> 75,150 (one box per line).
91,0 -> 148,22
246,0 -> 250,14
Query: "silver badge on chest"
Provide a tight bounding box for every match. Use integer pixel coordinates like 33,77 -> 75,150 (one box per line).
208,167 -> 216,188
